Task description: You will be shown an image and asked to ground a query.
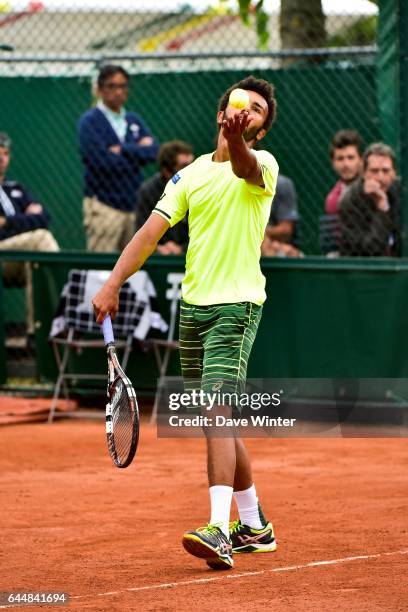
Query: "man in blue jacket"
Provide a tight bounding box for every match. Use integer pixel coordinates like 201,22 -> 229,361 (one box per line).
78,65 -> 159,252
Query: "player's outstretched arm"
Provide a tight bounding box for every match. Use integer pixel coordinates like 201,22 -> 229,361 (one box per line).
92,213 -> 169,324
222,111 -> 263,186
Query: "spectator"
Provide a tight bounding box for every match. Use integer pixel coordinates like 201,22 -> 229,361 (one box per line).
0,132 -> 59,334
0,132 -> 59,263
325,130 -> 363,214
79,65 -> 159,252
261,174 -> 302,257
339,143 -> 400,256
136,140 -> 194,255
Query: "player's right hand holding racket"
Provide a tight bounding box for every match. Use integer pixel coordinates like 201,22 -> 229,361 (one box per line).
92,217 -> 169,464
93,277 -> 139,467
93,281 -> 120,324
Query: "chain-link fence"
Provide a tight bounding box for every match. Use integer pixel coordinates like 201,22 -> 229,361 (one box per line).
0,2 -> 381,249
0,0 -> 398,378
0,1 -> 382,248
0,1 -> 378,55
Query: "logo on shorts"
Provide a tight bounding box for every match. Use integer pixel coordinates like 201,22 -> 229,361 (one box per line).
212,381 -> 223,392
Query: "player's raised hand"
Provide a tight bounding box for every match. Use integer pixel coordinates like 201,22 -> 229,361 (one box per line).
221,110 -> 249,143
92,282 -> 120,324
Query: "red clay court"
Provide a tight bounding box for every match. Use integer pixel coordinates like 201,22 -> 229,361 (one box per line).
1,418 -> 407,611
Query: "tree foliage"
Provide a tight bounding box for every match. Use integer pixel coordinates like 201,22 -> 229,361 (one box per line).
238,0 -> 269,49
236,0 -> 378,50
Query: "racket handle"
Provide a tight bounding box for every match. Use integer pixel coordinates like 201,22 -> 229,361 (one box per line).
102,315 -> 115,345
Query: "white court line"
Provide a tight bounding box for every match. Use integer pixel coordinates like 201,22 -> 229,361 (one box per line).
71,548 -> 408,601
1,549 -> 407,608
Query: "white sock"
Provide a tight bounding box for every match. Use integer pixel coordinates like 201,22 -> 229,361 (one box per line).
233,484 -> 263,529
209,485 -> 233,537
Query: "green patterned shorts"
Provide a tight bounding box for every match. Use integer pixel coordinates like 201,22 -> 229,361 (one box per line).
179,300 -> 263,396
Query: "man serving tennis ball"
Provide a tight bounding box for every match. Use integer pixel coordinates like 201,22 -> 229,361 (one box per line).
93,75 -> 279,570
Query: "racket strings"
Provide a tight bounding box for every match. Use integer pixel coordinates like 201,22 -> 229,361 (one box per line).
111,386 -> 136,465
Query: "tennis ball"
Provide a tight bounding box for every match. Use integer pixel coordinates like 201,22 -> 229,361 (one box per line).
229,88 -> 250,110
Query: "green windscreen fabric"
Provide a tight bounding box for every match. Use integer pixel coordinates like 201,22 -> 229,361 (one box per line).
377,0 -> 408,256
377,0 -> 399,153
31,256 -> 408,387
0,77 -> 89,250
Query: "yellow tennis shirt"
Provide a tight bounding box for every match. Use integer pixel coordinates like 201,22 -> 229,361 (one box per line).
153,150 -> 279,306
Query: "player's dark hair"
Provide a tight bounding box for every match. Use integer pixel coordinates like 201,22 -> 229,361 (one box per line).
330,130 -> 363,158
363,142 -> 397,171
218,75 -> 277,132
97,65 -> 130,88
158,140 -> 193,174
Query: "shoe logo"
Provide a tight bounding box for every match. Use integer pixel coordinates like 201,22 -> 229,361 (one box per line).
212,381 -> 223,392
238,530 -> 271,544
219,541 -> 232,554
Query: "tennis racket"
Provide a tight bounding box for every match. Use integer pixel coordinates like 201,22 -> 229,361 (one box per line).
102,315 -> 139,468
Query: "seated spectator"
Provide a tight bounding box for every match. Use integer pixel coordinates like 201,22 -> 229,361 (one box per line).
0,132 -> 59,266
261,174 -> 302,257
325,130 -> 363,214
78,65 -> 159,253
136,140 -> 194,255
339,143 -> 400,257
0,132 -> 59,334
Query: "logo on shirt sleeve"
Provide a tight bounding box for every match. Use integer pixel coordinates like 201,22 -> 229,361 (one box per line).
130,123 -> 140,139
172,173 -> 181,184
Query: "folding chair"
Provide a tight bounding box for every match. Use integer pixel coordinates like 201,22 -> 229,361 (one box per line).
48,269 -> 167,422
147,273 -> 184,423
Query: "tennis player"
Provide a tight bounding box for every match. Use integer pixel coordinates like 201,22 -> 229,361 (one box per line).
93,75 -> 279,570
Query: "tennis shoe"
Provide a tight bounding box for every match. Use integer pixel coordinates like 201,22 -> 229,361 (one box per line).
182,524 -> 233,570
229,519 -> 277,553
